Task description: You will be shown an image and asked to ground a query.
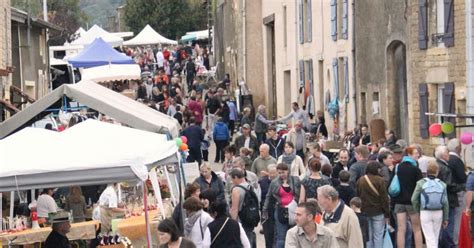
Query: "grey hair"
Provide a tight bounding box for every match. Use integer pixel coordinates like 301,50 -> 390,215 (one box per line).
232,157 -> 245,168
260,143 -> 270,151
267,164 -> 277,172
434,146 -> 449,159
257,105 -> 266,112
447,138 -> 461,153
396,139 -> 408,149
317,185 -> 339,200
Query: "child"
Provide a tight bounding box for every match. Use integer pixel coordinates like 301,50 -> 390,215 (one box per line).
350,197 -> 369,247
335,171 -> 356,205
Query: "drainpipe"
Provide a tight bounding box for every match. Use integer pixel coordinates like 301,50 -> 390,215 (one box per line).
295,0 -> 299,106
466,0 -> 474,119
352,0 -> 358,127
242,0 -> 247,84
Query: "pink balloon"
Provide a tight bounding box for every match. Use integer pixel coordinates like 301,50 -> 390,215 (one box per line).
429,123 -> 442,136
461,132 -> 473,145
181,136 -> 188,144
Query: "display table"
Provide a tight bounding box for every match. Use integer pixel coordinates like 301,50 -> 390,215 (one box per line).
0,220 -> 99,245
117,200 -> 173,246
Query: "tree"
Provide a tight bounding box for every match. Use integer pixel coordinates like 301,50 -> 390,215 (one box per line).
124,0 -> 207,40
12,0 -> 88,45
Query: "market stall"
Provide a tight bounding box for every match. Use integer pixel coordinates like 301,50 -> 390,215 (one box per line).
123,25 -> 177,46
71,25 -> 123,47
68,38 -> 134,68
0,80 -> 181,139
0,120 -> 182,247
81,64 -> 141,82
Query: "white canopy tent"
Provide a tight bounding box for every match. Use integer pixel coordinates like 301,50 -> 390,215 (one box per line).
0,119 -> 179,192
123,25 -> 177,46
80,64 -> 141,82
71,25 -> 124,47
0,80 -> 181,139
73,27 -> 87,40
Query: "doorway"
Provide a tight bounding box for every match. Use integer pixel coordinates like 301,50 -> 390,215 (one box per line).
387,41 -> 408,141
264,17 -> 277,118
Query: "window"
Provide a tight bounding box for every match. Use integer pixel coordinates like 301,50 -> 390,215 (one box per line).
338,57 -> 345,100
299,0 -> 312,43
337,0 -> 343,39
436,0 -> 445,46
437,84 -> 445,123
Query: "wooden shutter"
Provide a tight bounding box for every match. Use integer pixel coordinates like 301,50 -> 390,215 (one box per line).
418,0 -> 428,49
307,0 -> 313,42
419,83 -> 429,138
344,57 -> 349,102
299,0 -> 304,44
299,60 -> 305,88
443,83 -> 455,138
331,0 -> 337,41
342,0 -> 348,39
443,0 -> 454,47
333,58 -> 339,99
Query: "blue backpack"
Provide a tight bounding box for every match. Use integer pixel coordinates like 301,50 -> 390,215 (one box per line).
388,165 -> 400,197
420,178 -> 446,210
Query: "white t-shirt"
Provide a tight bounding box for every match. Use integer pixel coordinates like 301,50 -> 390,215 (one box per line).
418,155 -> 433,174
98,186 -> 118,208
244,137 -> 250,148
37,194 -> 58,218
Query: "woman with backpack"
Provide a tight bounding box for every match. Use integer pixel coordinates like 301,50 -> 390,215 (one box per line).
262,163 -> 305,248
411,159 -> 449,248
391,146 -> 423,248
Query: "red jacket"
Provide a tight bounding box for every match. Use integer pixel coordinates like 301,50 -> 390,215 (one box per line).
187,100 -> 203,123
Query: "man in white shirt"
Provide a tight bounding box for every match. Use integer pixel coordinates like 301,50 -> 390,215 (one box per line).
278,102 -> 310,130
156,49 -> 165,69
98,183 -> 125,234
37,188 -> 58,219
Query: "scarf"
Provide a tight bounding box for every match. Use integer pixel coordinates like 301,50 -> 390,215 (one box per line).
184,210 -> 202,237
401,156 -> 417,167
282,152 -> 297,166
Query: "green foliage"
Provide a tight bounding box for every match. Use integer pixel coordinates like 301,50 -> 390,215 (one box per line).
11,0 -> 88,45
124,0 -> 207,40
79,0 -> 126,28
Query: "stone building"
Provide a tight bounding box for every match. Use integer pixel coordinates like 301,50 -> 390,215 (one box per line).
261,0 -> 356,134
0,0 -> 12,121
214,0 -> 265,110
408,0 -> 465,148
355,0 -> 409,140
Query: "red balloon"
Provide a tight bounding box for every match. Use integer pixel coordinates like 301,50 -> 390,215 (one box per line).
180,143 -> 189,151
429,123 -> 442,136
181,136 -> 188,144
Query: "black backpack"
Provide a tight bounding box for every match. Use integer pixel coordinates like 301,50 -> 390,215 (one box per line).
234,185 -> 260,228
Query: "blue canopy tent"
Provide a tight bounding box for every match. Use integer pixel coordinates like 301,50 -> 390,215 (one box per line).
68,38 -> 134,68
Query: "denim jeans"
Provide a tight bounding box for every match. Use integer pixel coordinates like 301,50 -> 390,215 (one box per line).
367,214 -> 385,248
244,226 -> 256,248
262,217 -> 275,248
274,208 -> 292,248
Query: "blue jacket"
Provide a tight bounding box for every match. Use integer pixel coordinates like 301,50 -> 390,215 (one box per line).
213,122 -> 230,141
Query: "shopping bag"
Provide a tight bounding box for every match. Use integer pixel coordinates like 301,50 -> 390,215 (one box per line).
382,224 -> 393,248
439,227 -> 456,248
459,212 -> 472,248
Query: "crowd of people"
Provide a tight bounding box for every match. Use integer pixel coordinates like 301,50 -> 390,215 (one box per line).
121,43 -> 473,248
32,42 -> 474,248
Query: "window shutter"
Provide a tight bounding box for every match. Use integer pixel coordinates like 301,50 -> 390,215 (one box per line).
307,0 -> 312,42
342,0 -> 348,39
299,60 -> 305,89
333,58 -> 339,99
443,82 -> 455,138
419,83 -> 429,138
344,57 -> 349,102
299,0 -> 304,44
443,0 -> 454,47
330,0 -> 337,41
418,0 -> 428,50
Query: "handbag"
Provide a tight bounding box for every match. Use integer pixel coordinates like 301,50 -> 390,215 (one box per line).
382,224 -> 393,248
388,165 -> 401,197
439,227 -> 455,248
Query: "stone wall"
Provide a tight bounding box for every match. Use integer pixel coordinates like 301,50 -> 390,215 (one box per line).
408,0 -> 466,153
0,0 -> 12,103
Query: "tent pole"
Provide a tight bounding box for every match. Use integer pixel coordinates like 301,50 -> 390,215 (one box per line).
163,167 -> 176,206
143,182 -> 152,248
9,192 -> 14,221
0,193 -> 2,230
